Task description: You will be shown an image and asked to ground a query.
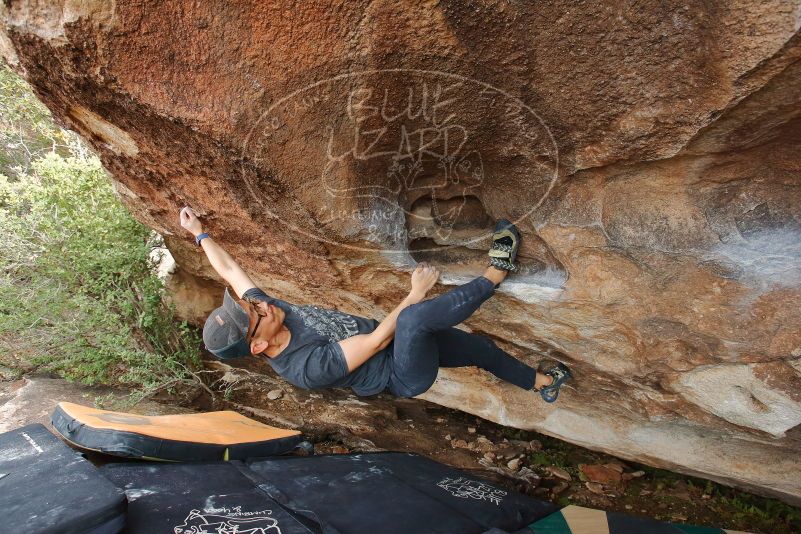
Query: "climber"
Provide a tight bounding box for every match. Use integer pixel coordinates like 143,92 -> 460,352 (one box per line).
179,207 -> 572,402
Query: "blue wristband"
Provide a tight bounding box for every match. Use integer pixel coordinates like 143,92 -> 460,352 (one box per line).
195,232 -> 210,246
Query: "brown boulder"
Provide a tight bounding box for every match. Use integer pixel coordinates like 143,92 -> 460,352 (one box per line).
2,0 -> 800,504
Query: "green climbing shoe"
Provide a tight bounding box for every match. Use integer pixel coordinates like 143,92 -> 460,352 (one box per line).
488,219 -> 521,272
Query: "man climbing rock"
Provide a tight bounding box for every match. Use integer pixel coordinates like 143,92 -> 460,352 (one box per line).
179,207 -> 572,402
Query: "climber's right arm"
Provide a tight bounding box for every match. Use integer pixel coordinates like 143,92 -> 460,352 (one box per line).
179,207 -> 256,298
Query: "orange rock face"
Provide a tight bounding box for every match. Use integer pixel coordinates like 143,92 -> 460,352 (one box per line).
2,0 -> 800,503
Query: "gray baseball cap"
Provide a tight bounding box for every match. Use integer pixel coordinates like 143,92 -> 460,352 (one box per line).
203,288 -> 251,359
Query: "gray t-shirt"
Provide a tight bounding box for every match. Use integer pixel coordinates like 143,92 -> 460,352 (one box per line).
242,288 -> 392,396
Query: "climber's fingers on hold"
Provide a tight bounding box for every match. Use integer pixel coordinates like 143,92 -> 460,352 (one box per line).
180,206 -> 196,226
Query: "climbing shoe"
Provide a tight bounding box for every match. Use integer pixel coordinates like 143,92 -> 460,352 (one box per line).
535,360 -> 572,403
488,219 -> 520,272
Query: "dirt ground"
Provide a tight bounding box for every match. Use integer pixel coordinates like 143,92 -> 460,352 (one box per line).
198,360 -> 801,534
2,368 -> 799,533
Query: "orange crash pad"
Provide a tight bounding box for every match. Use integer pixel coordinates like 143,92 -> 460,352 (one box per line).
51,402 -> 304,461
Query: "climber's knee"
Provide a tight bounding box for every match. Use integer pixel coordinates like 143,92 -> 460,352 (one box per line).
394,378 -> 435,398
397,305 -> 424,333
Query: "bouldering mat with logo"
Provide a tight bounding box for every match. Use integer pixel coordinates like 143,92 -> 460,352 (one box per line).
102,452 -> 557,534
244,452 -> 558,533
102,461 -> 317,533
0,423 -> 126,534
52,401 -> 303,462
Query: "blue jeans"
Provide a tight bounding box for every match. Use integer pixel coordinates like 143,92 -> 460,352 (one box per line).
388,276 -> 537,397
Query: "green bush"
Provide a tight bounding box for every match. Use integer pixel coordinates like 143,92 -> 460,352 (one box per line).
0,64 -> 200,399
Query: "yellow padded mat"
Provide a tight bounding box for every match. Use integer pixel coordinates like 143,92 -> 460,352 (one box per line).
56,402 -> 300,445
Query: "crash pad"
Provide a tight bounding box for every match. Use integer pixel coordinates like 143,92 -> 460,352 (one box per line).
51,401 -> 304,461
527,505 -> 751,534
103,452 -> 558,534
245,452 -> 559,533
103,461 -> 314,533
0,423 -> 126,534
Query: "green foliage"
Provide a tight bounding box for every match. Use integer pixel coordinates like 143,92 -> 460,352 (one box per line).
708,483 -> 801,532
631,464 -> 801,532
0,64 -> 200,399
0,65 -> 74,178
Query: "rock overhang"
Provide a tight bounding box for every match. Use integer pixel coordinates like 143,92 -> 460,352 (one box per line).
2,0 -> 801,504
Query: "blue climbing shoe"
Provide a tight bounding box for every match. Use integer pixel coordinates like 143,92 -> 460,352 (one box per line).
536,361 -> 572,403
488,219 -> 520,272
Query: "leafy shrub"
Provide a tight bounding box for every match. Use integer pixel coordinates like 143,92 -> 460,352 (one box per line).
0,64 -> 200,399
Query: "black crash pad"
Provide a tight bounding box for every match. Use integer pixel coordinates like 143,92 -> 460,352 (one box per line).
102,461 -> 313,533
0,423 -> 126,534
102,452 -> 557,534
246,452 -> 558,533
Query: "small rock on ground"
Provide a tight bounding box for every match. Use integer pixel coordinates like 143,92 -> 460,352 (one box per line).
585,481 -> 605,494
507,458 -> 522,471
546,466 -> 572,481
551,481 -> 570,496
580,463 -> 622,485
517,467 -> 541,485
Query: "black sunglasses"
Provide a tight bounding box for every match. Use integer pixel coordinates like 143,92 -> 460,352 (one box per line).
249,313 -> 264,340
241,298 -> 267,342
